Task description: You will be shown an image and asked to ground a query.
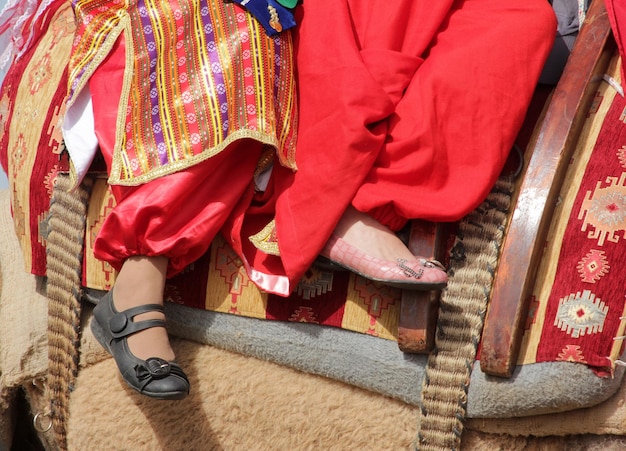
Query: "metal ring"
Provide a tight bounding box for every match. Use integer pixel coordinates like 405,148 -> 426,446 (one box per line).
33,412 -> 53,433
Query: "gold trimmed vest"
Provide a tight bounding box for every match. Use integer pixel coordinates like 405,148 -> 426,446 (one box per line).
68,0 -> 297,185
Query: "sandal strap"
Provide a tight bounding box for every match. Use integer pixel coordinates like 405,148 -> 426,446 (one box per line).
109,303 -> 166,340
120,303 -> 164,317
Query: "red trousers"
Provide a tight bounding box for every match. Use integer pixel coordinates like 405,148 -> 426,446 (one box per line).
270,0 -> 557,289
92,0 -> 556,294
90,36 -> 263,278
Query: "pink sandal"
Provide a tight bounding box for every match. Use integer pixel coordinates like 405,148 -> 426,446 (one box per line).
320,235 -> 448,291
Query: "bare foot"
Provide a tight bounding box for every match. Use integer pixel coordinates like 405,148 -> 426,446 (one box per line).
112,256 -> 175,362
332,206 -> 417,262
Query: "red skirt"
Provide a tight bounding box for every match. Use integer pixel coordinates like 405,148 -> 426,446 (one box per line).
268,0 -> 557,290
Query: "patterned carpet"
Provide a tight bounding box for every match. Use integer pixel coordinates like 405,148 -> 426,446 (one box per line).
519,54 -> 626,375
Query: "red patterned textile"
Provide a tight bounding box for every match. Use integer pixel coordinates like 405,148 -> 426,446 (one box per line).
0,1 -> 72,276
534,81 -> 626,373
84,194 -> 402,340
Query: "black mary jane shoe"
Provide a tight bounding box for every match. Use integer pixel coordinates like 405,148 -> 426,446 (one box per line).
90,290 -> 190,400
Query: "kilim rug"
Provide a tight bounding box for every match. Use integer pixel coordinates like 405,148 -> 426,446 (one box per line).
518,53 -> 626,375
83,178 -> 402,340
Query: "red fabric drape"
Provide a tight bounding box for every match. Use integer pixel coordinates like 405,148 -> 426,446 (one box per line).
268,0 -> 557,290
605,0 -> 626,82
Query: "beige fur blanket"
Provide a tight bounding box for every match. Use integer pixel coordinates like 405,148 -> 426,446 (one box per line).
21,324 -> 626,450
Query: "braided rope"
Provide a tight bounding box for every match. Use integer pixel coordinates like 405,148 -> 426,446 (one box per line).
46,174 -> 91,451
416,177 -> 514,451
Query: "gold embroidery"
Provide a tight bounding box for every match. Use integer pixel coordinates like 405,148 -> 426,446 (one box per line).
67,14 -> 129,110
109,128 -> 285,185
249,219 -> 280,256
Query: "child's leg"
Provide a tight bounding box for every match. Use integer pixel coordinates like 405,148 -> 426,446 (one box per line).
112,255 -> 172,361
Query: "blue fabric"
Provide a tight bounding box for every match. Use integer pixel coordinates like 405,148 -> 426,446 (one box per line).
229,0 -> 297,36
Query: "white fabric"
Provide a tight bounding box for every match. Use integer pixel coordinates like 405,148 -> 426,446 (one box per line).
0,0 -> 56,85
254,164 -> 273,191
62,86 -> 99,185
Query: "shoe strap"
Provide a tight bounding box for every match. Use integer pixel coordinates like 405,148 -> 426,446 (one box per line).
109,303 -> 166,340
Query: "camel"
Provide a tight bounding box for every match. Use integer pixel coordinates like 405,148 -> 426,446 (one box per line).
2,1 -> 626,450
